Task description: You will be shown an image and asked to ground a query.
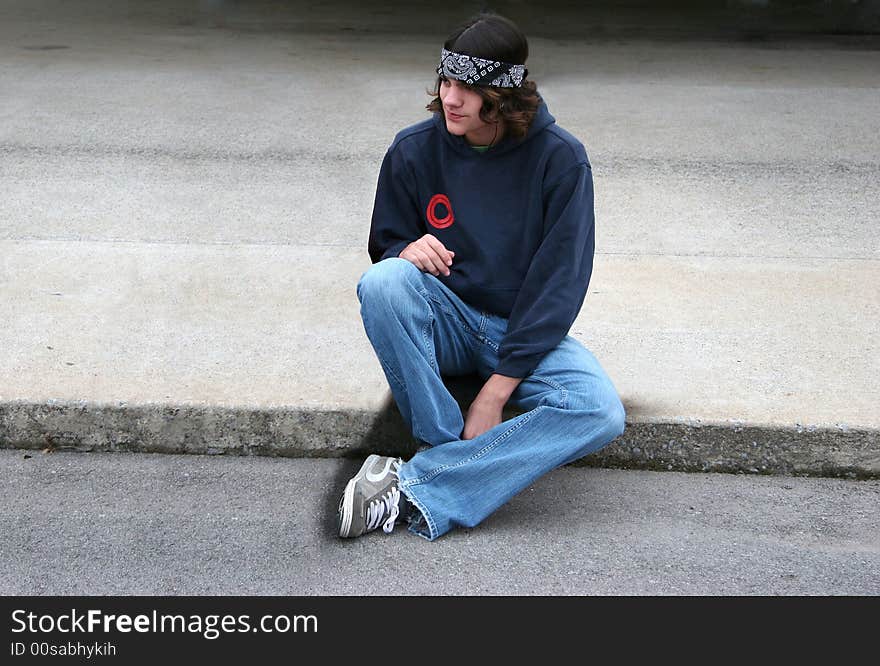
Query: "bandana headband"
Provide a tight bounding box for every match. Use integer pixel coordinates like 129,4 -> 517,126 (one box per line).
437,48 -> 526,88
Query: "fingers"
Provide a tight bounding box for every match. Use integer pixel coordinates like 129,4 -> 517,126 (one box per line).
423,234 -> 455,267
462,402 -> 501,440
409,246 -> 447,276
400,246 -> 444,276
401,234 -> 455,276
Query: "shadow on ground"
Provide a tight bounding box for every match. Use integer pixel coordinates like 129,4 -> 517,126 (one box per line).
321,373 -> 494,539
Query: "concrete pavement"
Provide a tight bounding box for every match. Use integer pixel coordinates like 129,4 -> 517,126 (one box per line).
1,1 -> 879,476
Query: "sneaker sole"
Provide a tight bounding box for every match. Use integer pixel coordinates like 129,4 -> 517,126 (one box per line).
337,454 -> 381,538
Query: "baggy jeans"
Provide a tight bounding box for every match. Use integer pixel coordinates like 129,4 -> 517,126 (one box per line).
357,258 -> 626,541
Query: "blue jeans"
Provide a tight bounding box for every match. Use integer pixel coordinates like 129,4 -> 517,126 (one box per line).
357,258 -> 626,541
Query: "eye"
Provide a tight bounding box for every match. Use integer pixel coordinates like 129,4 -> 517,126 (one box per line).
440,76 -> 450,86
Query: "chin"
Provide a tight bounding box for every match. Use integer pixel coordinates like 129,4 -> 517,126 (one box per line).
444,120 -> 466,135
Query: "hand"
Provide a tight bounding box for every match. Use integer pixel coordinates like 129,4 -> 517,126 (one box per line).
462,393 -> 504,440
399,234 -> 455,277
461,374 -> 523,440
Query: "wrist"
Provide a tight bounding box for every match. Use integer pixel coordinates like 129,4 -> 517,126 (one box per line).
479,373 -> 522,406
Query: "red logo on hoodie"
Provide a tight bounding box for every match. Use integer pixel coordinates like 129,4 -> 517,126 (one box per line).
426,194 -> 454,229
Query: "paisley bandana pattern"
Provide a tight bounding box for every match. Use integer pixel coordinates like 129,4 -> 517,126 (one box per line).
437,48 -> 526,87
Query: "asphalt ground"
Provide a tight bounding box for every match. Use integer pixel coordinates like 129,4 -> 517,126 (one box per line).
2,449 -> 877,595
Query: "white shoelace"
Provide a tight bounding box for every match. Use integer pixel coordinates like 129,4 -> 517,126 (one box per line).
366,486 -> 401,534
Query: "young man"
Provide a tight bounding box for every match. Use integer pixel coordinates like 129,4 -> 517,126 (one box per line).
337,13 -> 625,541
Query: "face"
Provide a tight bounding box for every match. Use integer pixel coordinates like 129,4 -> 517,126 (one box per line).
439,77 -> 499,145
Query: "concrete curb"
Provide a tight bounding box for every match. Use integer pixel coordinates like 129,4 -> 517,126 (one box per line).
2,399 -> 877,480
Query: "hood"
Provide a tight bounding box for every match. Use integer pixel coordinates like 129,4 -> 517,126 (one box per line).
432,99 -> 556,158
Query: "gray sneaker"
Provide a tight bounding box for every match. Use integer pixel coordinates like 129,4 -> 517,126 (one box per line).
337,454 -> 404,538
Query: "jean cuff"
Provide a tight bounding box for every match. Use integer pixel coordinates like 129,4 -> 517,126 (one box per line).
398,481 -> 438,541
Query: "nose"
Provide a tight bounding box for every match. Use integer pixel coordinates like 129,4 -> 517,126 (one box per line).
444,82 -> 463,107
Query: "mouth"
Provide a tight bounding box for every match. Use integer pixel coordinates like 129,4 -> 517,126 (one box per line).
446,110 -> 465,121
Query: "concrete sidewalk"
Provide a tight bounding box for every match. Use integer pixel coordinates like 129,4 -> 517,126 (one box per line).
1,1 -> 878,477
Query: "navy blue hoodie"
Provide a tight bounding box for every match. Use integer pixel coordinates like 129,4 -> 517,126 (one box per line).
367,102 -> 595,378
